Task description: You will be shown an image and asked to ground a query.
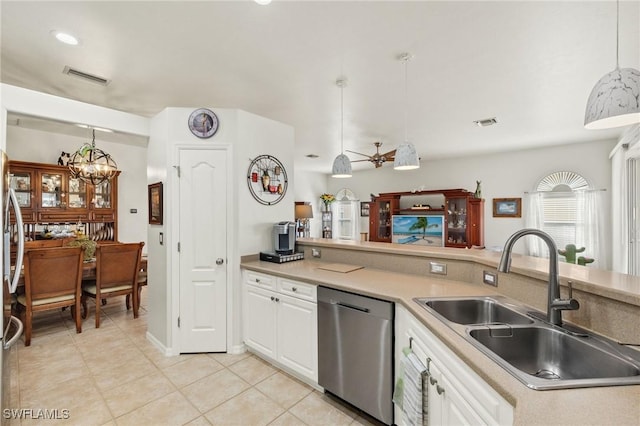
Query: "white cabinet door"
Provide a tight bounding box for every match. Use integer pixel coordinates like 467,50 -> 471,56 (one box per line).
276,293 -> 318,381
395,305 -> 513,426
440,372 -> 486,426
243,285 -> 277,359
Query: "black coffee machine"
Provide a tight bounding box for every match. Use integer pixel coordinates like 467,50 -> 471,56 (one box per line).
260,221 -> 304,263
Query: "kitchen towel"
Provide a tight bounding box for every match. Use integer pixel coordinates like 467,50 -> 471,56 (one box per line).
393,346 -> 429,426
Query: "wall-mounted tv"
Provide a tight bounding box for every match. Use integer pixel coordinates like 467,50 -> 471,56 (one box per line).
391,215 -> 444,246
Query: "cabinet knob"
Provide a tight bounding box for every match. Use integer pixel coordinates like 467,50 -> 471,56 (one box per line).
292,287 -> 297,292
275,297 -> 280,302
256,278 -> 261,283
429,377 -> 437,386
436,385 -> 445,395
216,258 -> 224,265
270,296 -> 275,301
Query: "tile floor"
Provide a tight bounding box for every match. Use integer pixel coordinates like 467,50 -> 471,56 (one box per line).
6,293 -> 381,426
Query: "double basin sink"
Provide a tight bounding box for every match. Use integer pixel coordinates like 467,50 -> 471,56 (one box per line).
414,296 -> 640,390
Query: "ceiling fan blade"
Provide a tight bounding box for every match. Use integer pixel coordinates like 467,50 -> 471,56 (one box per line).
381,149 -> 396,159
350,159 -> 372,163
345,149 -> 372,158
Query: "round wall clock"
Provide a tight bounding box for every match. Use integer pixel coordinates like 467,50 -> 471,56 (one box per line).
247,155 -> 288,205
188,108 -> 219,138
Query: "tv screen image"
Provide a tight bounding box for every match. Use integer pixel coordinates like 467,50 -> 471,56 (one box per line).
391,215 -> 444,246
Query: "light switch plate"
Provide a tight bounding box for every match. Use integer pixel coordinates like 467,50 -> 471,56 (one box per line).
483,270 -> 498,286
429,261 -> 447,275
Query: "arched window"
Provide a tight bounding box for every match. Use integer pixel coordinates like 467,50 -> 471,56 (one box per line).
525,171 -> 603,268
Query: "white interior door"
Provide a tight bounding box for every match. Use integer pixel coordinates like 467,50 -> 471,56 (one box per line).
178,147 -> 227,353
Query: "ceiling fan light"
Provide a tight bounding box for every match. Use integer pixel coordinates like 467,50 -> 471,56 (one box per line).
393,142 -> 420,170
332,153 -> 352,178
584,67 -> 640,129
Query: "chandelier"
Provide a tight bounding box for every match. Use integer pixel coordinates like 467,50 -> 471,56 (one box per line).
68,129 -> 118,185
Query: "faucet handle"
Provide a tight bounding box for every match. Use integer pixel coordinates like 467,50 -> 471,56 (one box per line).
567,280 -> 574,299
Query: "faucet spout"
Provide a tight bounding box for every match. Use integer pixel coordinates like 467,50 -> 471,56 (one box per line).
498,229 -> 578,326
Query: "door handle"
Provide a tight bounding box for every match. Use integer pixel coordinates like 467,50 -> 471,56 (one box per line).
216,258 -> 224,265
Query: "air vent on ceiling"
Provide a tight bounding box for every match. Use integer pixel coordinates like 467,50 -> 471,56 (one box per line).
473,117 -> 498,127
63,66 -> 110,86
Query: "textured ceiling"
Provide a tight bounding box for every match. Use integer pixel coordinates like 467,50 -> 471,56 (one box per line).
2,1 -> 639,173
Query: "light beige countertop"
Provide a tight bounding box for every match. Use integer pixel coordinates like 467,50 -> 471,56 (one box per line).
241,251 -> 640,426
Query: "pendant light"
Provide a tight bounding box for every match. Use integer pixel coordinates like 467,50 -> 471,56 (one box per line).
394,53 -> 420,170
68,128 -> 118,185
331,78 -> 352,178
584,0 -> 640,129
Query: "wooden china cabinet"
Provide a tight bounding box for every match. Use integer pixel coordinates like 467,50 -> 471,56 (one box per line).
8,160 -> 119,243
369,189 -> 484,248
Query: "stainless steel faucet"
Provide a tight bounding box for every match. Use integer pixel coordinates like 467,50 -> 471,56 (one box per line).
498,229 -> 579,326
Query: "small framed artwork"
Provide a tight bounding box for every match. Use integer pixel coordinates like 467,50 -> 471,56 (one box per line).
360,202 -> 370,217
148,182 -> 163,225
493,198 -> 521,218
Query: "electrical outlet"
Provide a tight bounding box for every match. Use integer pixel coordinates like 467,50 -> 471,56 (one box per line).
312,248 -> 321,258
429,261 -> 447,275
483,270 -> 498,286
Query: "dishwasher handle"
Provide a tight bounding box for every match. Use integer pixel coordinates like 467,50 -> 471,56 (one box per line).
331,300 -> 370,313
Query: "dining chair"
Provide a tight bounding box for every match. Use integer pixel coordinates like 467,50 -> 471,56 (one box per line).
24,239 -> 64,250
81,242 -> 143,328
17,246 -> 84,346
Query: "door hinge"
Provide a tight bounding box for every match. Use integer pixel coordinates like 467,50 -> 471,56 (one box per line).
173,165 -> 181,177
177,317 -> 180,328
177,242 -> 180,252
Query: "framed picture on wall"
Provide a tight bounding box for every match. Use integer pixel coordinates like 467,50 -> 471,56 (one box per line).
360,202 -> 370,217
148,182 -> 163,225
493,198 -> 521,218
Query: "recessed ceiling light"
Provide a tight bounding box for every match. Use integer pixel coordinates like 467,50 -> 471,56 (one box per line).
51,30 -> 79,46
473,117 -> 498,127
305,154 -> 319,158
254,0 -> 272,4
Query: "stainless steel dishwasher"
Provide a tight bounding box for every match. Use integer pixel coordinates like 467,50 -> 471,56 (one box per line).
317,286 -> 394,425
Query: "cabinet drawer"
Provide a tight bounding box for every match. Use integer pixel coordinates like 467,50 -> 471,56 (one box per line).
245,271 -> 276,291
277,278 -> 316,302
38,211 -> 88,222
91,211 -> 115,221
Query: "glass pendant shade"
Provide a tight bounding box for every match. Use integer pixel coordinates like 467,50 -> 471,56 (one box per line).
393,141 -> 420,170
584,67 -> 640,129
68,130 -> 118,185
332,153 -> 352,178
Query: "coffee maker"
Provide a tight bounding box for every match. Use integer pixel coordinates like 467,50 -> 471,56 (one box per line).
260,221 -> 304,263
273,221 -> 295,254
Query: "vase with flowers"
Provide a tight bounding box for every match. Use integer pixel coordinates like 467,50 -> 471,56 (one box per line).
320,193 -> 336,212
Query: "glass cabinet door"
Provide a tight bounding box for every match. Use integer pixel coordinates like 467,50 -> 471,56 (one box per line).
67,177 -> 87,209
40,173 -> 63,208
93,180 -> 112,209
10,171 -> 32,208
446,197 -> 468,245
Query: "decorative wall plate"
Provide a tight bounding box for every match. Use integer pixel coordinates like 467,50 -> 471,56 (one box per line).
247,155 -> 288,205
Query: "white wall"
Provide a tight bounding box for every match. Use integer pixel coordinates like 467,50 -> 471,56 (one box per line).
326,139 -> 616,266
147,107 -> 294,354
292,170 -> 327,238
6,125 -> 148,246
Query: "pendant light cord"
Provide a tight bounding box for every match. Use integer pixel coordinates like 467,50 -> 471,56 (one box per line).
616,0 -> 620,70
404,57 -> 408,142
340,82 -> 344,154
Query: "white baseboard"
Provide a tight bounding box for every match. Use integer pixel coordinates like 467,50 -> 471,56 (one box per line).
146,331 -> 173,357
227,343 -> 246,355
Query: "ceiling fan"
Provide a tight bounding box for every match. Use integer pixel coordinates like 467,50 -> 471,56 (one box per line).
346,142 -> 396,168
